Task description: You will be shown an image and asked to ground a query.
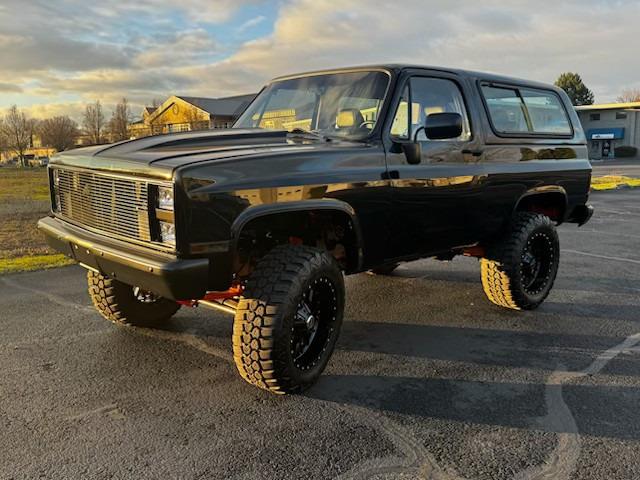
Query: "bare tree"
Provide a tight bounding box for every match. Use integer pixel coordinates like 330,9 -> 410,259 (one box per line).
0,105 -> 32,166
38,116 -> 79,152
0,118 -> 7,162
82,100 -> 105,145
616,88 -> 640,103
107,97 -> 131,142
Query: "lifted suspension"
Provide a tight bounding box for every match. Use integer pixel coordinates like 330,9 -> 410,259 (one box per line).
176,284 -> 243,315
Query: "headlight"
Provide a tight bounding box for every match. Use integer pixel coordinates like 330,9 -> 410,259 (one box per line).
157,186 -> 174,211
159,221 -> 176,245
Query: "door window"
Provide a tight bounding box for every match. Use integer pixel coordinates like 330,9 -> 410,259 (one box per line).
411,78 -> 471,141
390,77 -> 471,141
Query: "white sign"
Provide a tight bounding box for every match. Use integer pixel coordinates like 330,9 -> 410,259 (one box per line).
592,133 -> 615,140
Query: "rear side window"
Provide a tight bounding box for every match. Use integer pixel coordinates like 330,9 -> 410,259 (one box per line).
481,84 -> 572,136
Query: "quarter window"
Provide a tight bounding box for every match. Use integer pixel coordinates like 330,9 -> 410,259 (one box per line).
482,84 -> 572,135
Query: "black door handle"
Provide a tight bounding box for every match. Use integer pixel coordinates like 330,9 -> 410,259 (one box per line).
381,170 -> 400,180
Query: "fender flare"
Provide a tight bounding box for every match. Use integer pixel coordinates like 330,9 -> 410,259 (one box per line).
229,199 -> 365,270
513,185 -> 568,221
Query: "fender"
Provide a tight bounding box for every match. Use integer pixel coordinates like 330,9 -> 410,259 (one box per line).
229,198 -> 365,270
513,185 -> 569,222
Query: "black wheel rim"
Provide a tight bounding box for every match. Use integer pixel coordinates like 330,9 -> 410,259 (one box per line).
291,276 -> 337,370
520,232 -> 555,295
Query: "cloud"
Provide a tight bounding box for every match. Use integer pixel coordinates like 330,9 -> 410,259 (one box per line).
2,0 -> 640,121
21,102 -> 87,121
236,15 -> 267,34
0,82 -> 22,93
135,29 -> 219,68
180,0 -> 640,102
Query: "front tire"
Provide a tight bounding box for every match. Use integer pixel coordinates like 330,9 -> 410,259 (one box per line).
481,213 -> 559,310
87,271 -> 180,327
232,245 -> 345,394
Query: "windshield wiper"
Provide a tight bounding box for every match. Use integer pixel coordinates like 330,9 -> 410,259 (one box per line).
287,128 -> 332,142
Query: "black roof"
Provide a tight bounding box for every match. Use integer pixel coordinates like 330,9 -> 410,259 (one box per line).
271,64 -> 560,92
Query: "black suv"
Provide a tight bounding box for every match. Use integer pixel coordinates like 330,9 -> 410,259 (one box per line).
39,65 -> 593,394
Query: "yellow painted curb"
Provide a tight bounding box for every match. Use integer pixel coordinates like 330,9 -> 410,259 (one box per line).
591,175 -> 640,191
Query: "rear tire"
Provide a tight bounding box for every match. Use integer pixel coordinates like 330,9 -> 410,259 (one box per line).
481,213 -> 559,310
232,245 -> 345,394
87,271 -> 180,327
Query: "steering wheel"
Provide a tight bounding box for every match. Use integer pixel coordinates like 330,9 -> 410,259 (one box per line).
359,120 -> 375,129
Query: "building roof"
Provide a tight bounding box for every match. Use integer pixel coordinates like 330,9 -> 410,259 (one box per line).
176,94 -> 256,117
143,106 -> 157,115
576,101 -> 640,111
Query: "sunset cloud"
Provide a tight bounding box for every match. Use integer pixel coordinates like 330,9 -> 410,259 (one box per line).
1,0 -> 639,122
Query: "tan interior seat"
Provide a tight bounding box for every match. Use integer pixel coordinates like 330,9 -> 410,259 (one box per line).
336,109 -> 365,129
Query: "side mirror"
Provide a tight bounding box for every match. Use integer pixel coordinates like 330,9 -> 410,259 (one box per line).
401,142 -> 422,165
424,112 -> 463,140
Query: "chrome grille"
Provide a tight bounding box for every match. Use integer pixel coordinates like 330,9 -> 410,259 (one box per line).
55,168 -> 153,243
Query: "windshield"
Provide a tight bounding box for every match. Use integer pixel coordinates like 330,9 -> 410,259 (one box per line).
234,71 -> 390,140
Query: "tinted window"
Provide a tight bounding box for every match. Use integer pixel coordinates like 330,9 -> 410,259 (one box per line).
482,86 -> 529,133
482,85 -> 572,135
520,88 -> 572,134
390,77 -> 471,141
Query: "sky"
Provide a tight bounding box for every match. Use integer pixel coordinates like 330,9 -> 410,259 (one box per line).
1,0 -> 639,122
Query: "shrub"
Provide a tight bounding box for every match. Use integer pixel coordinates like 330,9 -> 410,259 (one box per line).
615,146 -> 638,158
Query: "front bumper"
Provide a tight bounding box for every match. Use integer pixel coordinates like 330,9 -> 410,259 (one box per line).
38,216 -> 209,300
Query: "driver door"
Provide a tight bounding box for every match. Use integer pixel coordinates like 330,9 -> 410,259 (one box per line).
385,74 -> 487,258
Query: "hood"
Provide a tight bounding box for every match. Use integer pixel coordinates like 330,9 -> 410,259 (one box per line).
49,129 -> 313,180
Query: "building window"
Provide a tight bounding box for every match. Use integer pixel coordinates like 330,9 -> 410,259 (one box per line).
616,111 -> 628,120
590,113 -> 600,121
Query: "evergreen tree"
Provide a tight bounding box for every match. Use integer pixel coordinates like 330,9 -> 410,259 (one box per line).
555,73 -> 595,106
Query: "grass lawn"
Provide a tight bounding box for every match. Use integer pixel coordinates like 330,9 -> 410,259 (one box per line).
0,167 -> 73,274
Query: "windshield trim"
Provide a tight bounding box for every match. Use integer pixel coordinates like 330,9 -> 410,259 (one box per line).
234,68 -> 394,141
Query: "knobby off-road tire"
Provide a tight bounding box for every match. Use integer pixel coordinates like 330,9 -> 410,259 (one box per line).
87,271 -> 180,327
233,245 -> 345,394
481,212 -> 560,311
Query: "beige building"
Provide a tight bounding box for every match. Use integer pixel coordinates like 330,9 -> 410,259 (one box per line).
129,94 -> 255,139
576,102 -> 640,160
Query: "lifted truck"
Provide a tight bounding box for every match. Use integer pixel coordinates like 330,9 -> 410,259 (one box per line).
39,65 -> 594,394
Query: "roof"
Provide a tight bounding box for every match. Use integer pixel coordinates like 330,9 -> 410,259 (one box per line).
143,106 -> 157,115
176,94 -> 257,117
576,102 -> 640,111
270,64 -> 562,92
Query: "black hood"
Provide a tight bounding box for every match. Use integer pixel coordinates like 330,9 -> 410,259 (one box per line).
49,129 -> 297,180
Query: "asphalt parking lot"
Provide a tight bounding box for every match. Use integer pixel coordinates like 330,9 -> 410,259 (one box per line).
1,189 -> 639,480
